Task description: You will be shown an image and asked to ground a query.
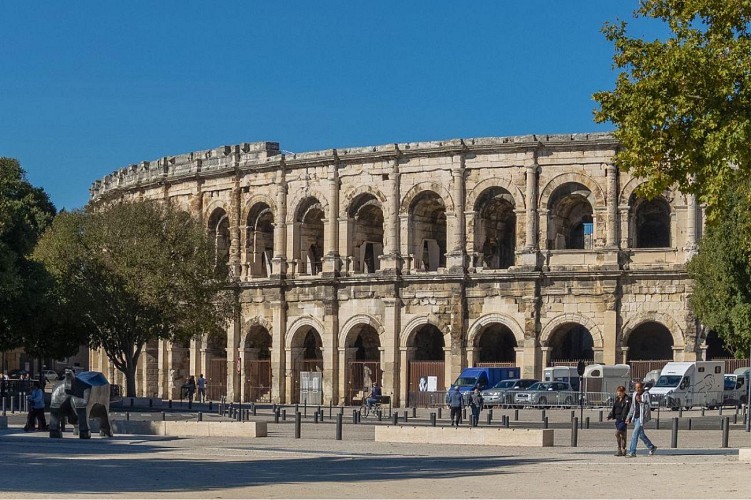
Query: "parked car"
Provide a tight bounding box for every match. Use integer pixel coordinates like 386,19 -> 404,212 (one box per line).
481,378 -> 539,407
514,381 -> 575,408
42,370 -> 59,382
8,369 -> 30,379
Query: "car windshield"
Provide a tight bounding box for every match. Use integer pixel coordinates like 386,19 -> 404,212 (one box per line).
492,380 -> 516,389
655,375 -> 682,387
454,377 -> 477,386
724,377 -> 736,391
527,382 -> 551,391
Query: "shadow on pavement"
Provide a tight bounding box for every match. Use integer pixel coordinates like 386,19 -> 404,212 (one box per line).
0,434 -> 561,495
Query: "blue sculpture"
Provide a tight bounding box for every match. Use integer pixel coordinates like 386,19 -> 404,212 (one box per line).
49,370 -> 113,439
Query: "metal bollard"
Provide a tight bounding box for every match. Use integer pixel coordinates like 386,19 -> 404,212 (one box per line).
462,407 -> 467,421
169,399 -> 173,409
377,409 -> 382,421
488,408 -> 494,421
1,397 -> 5,416
719,405 -> 723,416
282,409 -> 287,421
10,396 -> 14,414
721,416 -> 730,448
688,418 -> 692,430
403,410 -> 408,422
544,416 -> 549,429
486,412 -> 492,425
701,408 -> 705,417
237,407 -> 242,422
314,412 -> 319,424
514,409 -> 519,421
252,403 -> 257,416
162,411 -> 166,421
336,413 -> 343,440
504,416 -> 510,428
295,412 -> 301,439
130,397 -> 134,408
430,412 -> 436,427
149,398 -> 153,408
412,407 -> 417,418
541,409 -> 546,421
679,407 -> 683,418
126,412 -> 130,421
598,410 -> 603,423
352,410 -> 358,424
209,401 -> 213,412
734,413 -> 738,425
437,407 -> 442,419
571,417 -> 578,447
274,409 -> 280,424
198,412 -> 203,422
671,417 -> 678,448
392,412 -> 398,425
585,416 -> 590,429
570,410 -> 575,421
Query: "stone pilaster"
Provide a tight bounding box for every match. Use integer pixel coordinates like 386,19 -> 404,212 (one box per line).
606,164 -> 618,248
446,157 -> 466,272
378,158 -> 401,275
323,163 -> 340,276
271,167 -> 287,277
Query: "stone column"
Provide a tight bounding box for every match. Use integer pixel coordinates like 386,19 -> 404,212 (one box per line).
225,311 -> 241,402
381,298 -> 401,405
272,168 -> 287,277
540,347 -> 550,374
270,296 -> 286,404
620,347 -> 630,365
379,159 -> 401,274
446,158 -> 466,272
324,164 -> 340,275
606,164 -> 619,248
398,347 -> 414,407
525,163 -> 538,250
619,206 -> 630,249
321,295 -> 339,404
684,193 -> 698,258
602,287 -> 618,364
399,214 -> 412,273
466,347 -> 477,368
229,184 -> 242,279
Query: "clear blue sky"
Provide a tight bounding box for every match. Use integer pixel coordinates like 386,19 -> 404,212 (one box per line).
0,1 -> 666,210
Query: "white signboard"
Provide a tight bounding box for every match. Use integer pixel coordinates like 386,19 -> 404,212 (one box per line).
427,376 -> 438,392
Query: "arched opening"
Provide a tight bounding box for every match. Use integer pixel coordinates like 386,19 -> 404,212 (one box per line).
705,330 -> 733,360
344,324 -> 382,404
632,196 -> 671,248
290,326 -> 323,404
348,194 -> 384,274
475,324 -> 517,366
474,188 -> 516,269
242,325 -> 272,402
407,324 -> 446,405
203,332 -> 228,402
245,203 -> 274,278
295,197 -> 324,275
548,183 -> 594,250
627,322 -> 674,361
548,323 -> 594,363
410,191 -> 446,272
208,208 -> 230,277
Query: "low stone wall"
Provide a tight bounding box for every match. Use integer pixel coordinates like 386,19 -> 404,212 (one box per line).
112,397 -> 165,409
112,420 -> 267,437
740,448 -> 751,462
375,425 -> 554,447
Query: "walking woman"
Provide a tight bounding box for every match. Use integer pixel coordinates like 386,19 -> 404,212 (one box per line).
607,385 -> 630,456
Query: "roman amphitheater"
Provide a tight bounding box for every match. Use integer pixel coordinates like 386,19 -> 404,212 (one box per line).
89,133 -> 708,406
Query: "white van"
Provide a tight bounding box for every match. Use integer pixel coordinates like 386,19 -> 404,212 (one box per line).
724,367 -> 750,406
649,361 -> 724,410
642,369 -> 662,389
582,364 -> 630,394
543,366 -> 581,391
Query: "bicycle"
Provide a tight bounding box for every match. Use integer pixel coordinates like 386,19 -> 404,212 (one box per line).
361,397 -> 382,418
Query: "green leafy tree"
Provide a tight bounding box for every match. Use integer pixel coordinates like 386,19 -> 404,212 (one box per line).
594,1 -> 751,215
688,187 -> 751,357
0,157 -> 62,359
34,200 -> 230,396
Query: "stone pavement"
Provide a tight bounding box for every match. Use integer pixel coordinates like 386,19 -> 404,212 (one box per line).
1,423 -> 749,499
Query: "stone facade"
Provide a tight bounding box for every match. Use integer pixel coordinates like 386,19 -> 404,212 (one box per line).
89,133 -> 704,405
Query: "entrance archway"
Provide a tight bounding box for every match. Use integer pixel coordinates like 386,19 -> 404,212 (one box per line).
242,325 -> 272,402
475,323 -> 517,365
344,324 -> 382,404
627,322 -> 674,360
290,326 -> 324,403
407,324 -> 445,405
548,323 -> 594,362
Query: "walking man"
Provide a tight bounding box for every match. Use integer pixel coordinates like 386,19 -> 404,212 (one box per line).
445,385 -> 464,427
197,374 -> 206,403
625,382 -> 657,457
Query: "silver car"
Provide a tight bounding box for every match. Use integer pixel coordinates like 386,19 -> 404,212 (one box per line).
481,378 -> 539,407
514,381 -> 575,408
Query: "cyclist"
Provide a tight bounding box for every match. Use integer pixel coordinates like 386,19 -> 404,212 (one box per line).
366,383 -> 382,410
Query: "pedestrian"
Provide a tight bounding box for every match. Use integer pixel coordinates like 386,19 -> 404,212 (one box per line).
607,385 -> 631,456
625,382 -> 657,457
24,381 -> 47,432
445,385 -> 464,427
197,374 -> 207,403
185,375 -> 196,403
469,386 -> 484,427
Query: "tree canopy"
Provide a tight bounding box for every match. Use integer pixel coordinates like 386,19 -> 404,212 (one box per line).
688,186 -> 751,357
594,1 -> 751,218
34,200 -> 231,396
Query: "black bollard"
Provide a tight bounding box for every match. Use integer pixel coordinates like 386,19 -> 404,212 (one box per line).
169,399 -> 173,409
571,417 -> 579,447
329,400 -> 332,420
585,416 -> 590,429
295,412 -> 301,439
209,401 -> 213,412
734,413 -> 738,425
570,410 -> 575,421
282,409 -> 287,421
149,398 -> 153,408
352,409 -> 358,424
252,403 -> 257,416
403,410 -> 408,422
162,411 -> 166,421
514,409 -> 519,421
701,408 -> 705,417
489,408 -> 494,421
541,409 -> 546,422
719,405 -> 723,416
462,407 -> 467,421
671,417 -> 678,448
336,413 -> 343,440
198,411 -> 203,422
504,416 -> 510,428
1,397 -> 5,417
679,407 -> 683,418
688,418 -> 692,430
544,416 -> 549,429
430,412 -> 436,427
130,397 -> 134,408
722,416 -> 730,448
274,409 -> 280,424
412,407 -> 417,418
10,396 -> 14,414
314,412 -> 319,424
377,409 -> 382,421
437,407 -> 442,419
126,412 -> 130,421
392,412 -> 398,425
486,412 -> 492,425
598,410 -> 603,423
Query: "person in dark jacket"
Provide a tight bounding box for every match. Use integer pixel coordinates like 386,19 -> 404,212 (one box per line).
469,386 -> 484,427
607,385 -> 631,456
445,385 -> 464,427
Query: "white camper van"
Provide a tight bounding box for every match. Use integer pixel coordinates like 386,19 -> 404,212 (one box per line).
723,367 -> 750,406
543,366 -> 581,391
649,361 -> 724,410
582,364 -> 630,394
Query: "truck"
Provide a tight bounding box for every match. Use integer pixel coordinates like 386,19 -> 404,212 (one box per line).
452,367 -> 521,394
723,367 -> 750,406
543,366 -> 581,391
641,369 -> 662,389
648,361 -> 724,410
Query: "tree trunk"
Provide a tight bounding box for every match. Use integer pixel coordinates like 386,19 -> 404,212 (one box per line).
124,351 -> 139,398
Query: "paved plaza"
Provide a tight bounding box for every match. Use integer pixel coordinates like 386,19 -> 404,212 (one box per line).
1,408 -> 750,499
